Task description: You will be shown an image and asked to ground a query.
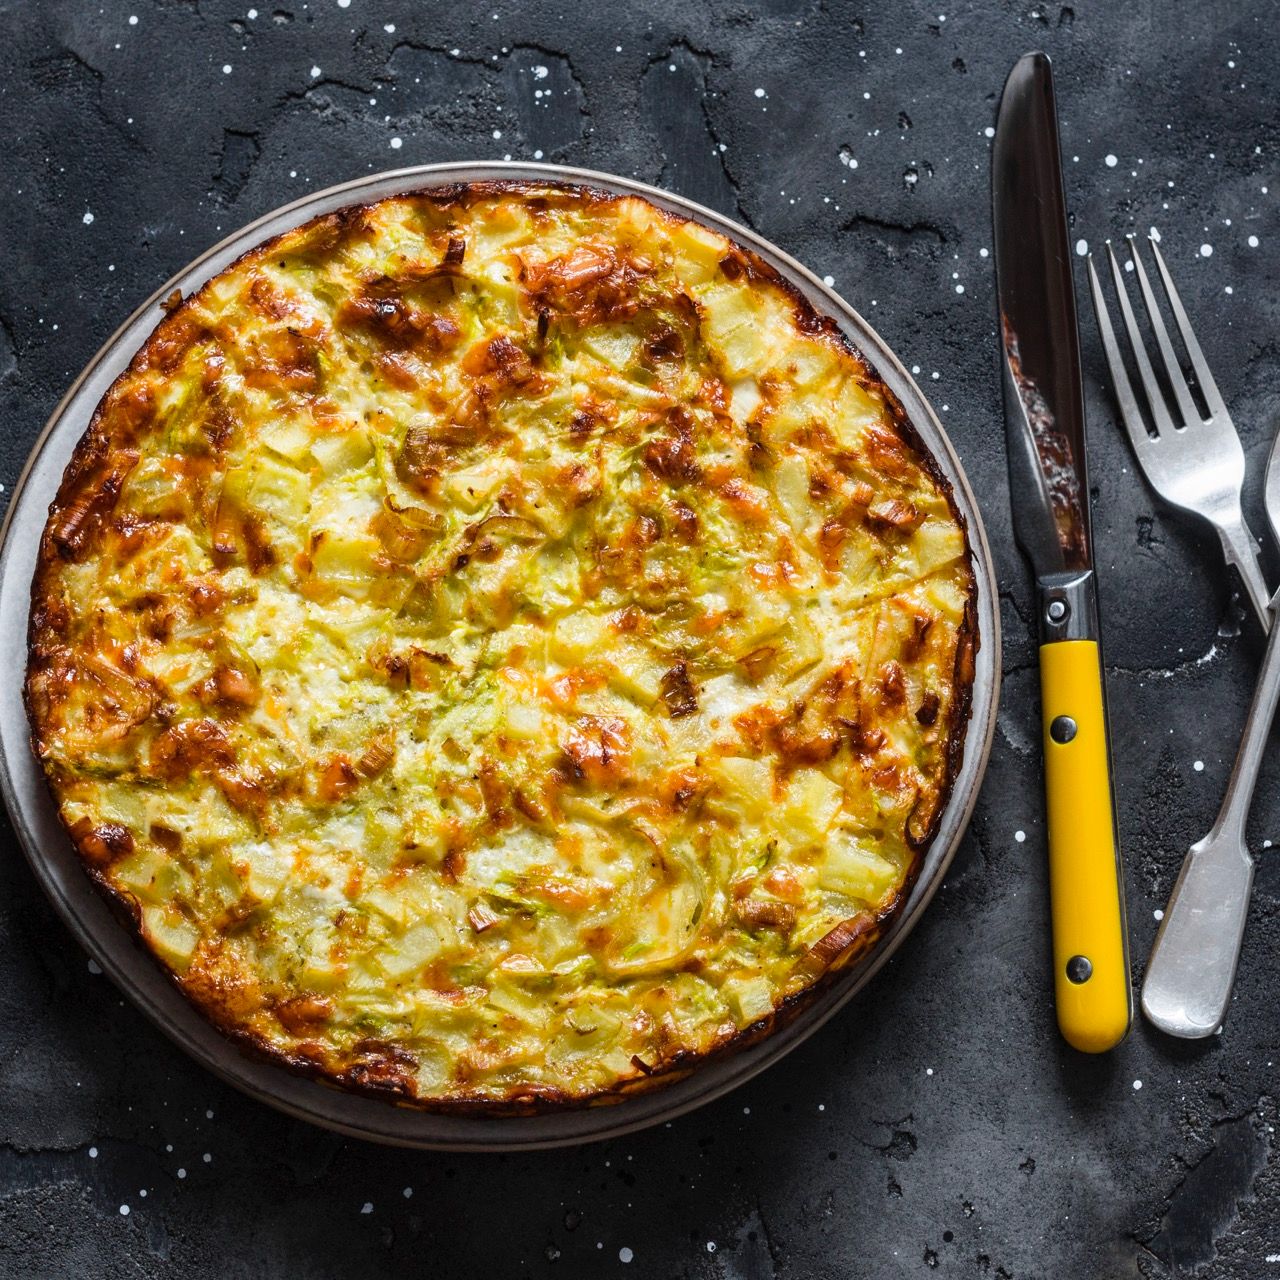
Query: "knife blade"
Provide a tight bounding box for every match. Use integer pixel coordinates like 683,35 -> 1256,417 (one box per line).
992,50 -> 1132,1053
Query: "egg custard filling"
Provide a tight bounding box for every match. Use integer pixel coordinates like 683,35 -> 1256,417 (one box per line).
27,183 -> 976,1107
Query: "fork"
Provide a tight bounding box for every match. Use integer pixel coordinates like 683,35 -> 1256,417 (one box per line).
1089,231 -> 1276,1037
1086,234 -> 1271,629
1139,427 -> 1280,1036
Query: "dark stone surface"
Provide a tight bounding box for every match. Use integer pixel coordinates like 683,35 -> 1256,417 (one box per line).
0,1 -> 1276,1275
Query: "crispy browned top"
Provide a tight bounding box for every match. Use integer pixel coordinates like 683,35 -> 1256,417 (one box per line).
27,182 -> 976,1108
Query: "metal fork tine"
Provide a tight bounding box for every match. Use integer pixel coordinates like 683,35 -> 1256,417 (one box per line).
1086,254 -> 1154,458
1127,235 -> 1203,426
1147,234 -> 1230,421
1103,240 -> 1178,436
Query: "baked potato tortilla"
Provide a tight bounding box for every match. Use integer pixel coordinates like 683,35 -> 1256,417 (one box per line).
26,182 -> 976,1108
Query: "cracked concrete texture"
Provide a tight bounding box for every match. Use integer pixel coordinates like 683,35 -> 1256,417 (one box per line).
0,0 -> 1277,1276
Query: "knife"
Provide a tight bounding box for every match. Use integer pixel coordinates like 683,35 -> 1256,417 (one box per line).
992,51 -> 1132,1053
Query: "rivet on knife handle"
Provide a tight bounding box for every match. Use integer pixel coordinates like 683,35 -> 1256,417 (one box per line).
1040,637 -> 1131,1052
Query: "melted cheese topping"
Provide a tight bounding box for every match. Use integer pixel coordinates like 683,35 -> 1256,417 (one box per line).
28,184 -> 975,1106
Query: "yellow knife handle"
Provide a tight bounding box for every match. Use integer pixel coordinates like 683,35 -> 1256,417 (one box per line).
1040,638 -> 1132,1053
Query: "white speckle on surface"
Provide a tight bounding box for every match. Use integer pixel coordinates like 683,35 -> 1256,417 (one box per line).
119,1205 -> 130,1216
1133,1079 -> 1143,1091
1265,1253 -> 1280,1263
82,210 -> 94,225
979,247 -> 989,258
532,64 -> 548,79
1194,760 -> 1205,772
87,958 -> 102,974
492,129 -> 502,139
926,1067 -> 934,1076
310,65 -> 321,77
533,148 -> 543,159
403,1187 -> 413,1198
1075,238 -> 1088,256
222,64 -> 232,74
1225,285 -> 1234,295
1249,234 -> 1260,247
139,1189 -> 147,1199
1105,153 -> 1118,167
1154,909 -> 1164,921
743,1106 -> 751,1114
955,284 -> 965,294
337,0 -> 350,7
1200,244 -> 1213,257
707,1242 -> 718,1253
202,1152 -> 212,1164
1015,830 -> 1026,843
930,371 -> 940,380
619,1248 -> 634,1264
128,13 -> 137,23
177,1168 -> 187,1179
384,22 -> 394,32
360,1202 -> 373,1214
823,274 -> 835,286
247,7 -> 257,16
1150,226 -> 1162,242
984,125 -> 994,138
389,136 -> 402,149
88,1146 -> 98,1158
205,1109 -> 214,1120
912,365 -> 921,374
165,1145 -> 172,1154
754,87 -> 766,98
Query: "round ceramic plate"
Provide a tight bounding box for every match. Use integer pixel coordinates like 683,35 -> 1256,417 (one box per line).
0,162 -> 1000,1150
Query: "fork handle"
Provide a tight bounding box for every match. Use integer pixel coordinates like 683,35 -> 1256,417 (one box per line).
1040,638 -> 1132,1053
1216,518 -> 1271,632
1142,833 -> 1254,1038
1141,587 -> 1280,1037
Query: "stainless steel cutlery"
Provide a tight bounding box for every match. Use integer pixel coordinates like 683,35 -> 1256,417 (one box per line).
1088,231 -> 1274,1036
1140,432 -> 1280,1036
1087,235 -> 1270,627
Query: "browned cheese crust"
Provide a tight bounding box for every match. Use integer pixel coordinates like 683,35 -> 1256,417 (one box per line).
26,182 -> 977,1110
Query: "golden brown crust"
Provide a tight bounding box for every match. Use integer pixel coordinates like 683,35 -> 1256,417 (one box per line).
27,180 -> 977,1110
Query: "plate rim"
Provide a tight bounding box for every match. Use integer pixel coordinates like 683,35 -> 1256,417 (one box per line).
0,161 -> 1001,1150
